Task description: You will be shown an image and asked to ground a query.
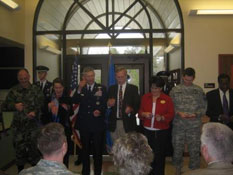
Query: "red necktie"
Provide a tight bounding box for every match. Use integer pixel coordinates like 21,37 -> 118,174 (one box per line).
119,85 -> 123,118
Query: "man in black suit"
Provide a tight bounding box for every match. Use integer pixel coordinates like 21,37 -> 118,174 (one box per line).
206,73 -> 233,130
107,67 -> 140,141
35,65 -> 52,100
73,67 -> 107,175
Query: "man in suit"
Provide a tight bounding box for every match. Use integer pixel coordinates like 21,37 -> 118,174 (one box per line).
206,73 -> 233,130
72,67 -> 107,175
35,65 -> 52,100
183,122 -> 233,175
107,67 -> 140,141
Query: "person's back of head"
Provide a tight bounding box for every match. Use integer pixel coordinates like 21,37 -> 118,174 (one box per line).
201,122 -> 233,163
37,122 -> 67,159
112,132 -> 153,175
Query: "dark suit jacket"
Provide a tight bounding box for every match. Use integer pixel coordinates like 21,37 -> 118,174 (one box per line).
206,88 -> 233,129
107,83 -> 140,132
72,83 -> 107,132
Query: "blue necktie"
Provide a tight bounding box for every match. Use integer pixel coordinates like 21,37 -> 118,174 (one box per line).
223,93 -> 229,116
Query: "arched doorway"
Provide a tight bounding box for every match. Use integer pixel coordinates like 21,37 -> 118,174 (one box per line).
33,0 -> 184,94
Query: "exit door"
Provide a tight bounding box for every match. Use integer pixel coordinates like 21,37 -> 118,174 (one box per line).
64,54 -> 150,95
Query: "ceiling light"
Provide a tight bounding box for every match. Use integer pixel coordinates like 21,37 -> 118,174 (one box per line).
40,45 -> 62,55
170,34 -> 180,46
0,0 -> 19,10
164,45 -> 175,53
190,9 -> 233,15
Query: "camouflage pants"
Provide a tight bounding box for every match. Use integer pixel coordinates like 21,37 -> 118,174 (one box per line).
12,117 -> 41,166
172,126 -> 201,169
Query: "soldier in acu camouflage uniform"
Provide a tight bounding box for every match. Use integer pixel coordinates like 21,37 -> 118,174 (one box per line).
19,123 -> 79,175
169,68 -> 206,175
2,69 -> 44,173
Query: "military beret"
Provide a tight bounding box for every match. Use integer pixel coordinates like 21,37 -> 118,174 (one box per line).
36,65 -> 49,72
156,71 -> 170,77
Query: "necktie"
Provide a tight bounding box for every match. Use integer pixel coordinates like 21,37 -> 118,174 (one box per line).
119,85 -> 123,118
88,86 -> 91,92
40,82 -> 43,90
223,93 -> 229,116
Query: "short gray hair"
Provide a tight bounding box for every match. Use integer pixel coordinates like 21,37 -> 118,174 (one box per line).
82,66 -> 94,74
201,122 -> 233,162
112,132 -> 153,175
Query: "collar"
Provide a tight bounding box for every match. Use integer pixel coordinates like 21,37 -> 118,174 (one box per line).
19,83 -> 32,90
219,88 -> 229,95
40,80 -> 47,84
87,83 -> 95,91
118,82 -> 127,89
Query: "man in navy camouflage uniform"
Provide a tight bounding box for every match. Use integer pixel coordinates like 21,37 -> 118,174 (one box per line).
2,68 -> 44,172
170,67 -> 206,175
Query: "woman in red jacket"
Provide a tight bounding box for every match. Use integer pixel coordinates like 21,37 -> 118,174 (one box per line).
139,76 -> 175,175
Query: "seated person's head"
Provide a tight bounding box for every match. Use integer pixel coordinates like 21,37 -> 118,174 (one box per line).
112,132 -> 153,175
201,122 -> 233,163
37,123 -> 67,160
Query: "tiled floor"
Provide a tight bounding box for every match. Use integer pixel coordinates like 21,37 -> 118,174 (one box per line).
3,155 -> 207,175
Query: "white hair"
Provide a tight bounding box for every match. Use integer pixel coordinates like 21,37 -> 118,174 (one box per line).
201,122 -> 233,162
112,132 -> 153,175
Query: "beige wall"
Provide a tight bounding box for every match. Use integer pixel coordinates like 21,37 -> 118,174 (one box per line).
179,0 -> 233,92
0,0 -> 25,44
37,36 -> 60,82
24,0 -> 39,77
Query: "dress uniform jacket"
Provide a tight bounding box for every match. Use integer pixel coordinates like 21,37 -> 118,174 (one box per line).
73,83 -> 107,132
35,80 -> 52,100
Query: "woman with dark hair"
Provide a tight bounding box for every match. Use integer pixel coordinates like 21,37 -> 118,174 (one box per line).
45,78 -> 73,167
139,76 -> 175,175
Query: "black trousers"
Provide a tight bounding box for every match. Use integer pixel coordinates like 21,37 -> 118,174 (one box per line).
144,128 -> 169,175
80,130 -> 104,175
63,127 -> 72,168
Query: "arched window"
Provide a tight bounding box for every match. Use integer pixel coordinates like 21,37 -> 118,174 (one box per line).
33,0 -> 183,91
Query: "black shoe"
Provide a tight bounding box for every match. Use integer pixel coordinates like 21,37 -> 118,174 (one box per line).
74,159 -> 82,166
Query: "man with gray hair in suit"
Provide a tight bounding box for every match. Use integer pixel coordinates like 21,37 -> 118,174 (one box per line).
183,122 -> 233,175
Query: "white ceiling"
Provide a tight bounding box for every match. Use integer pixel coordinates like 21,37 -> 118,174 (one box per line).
37,0 -> 181,40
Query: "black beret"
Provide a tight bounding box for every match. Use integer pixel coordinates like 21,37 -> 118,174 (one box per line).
36,65 -> 49,72
156,71 -> 170,77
